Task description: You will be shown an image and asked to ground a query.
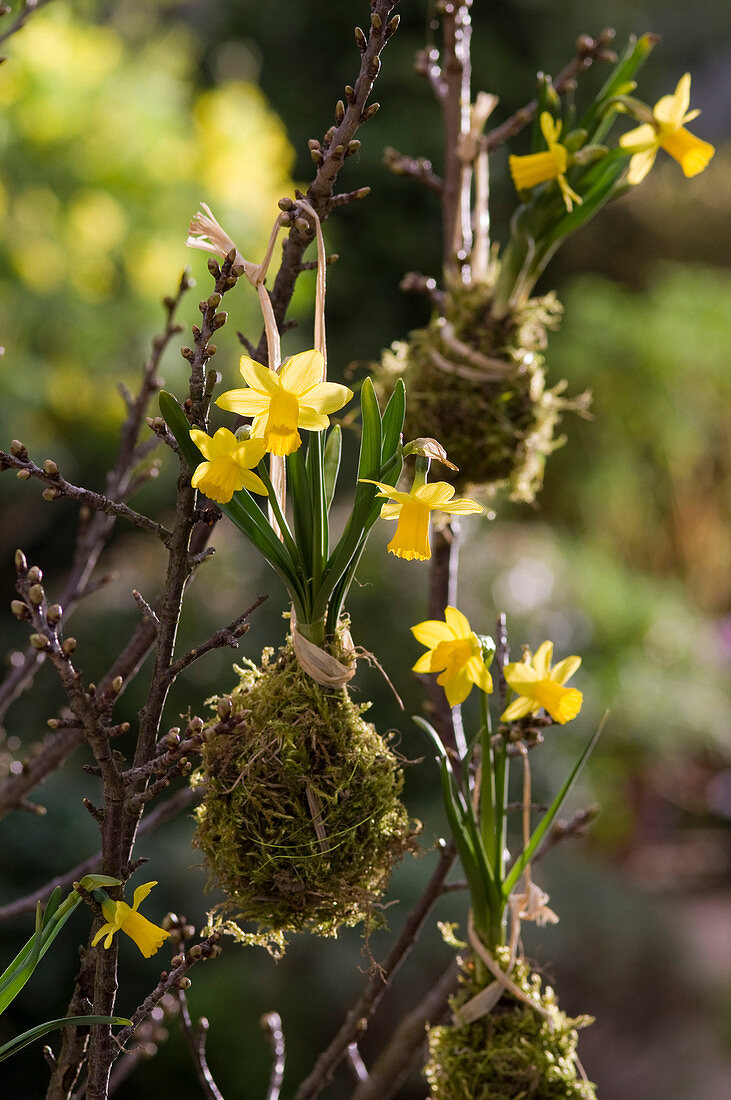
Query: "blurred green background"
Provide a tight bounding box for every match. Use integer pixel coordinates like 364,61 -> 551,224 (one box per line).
0,1 -> 729,1097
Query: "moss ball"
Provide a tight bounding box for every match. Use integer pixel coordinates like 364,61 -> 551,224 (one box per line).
425,953 -> 596,1099
192,640 -> 416,941
373,278 -> 584,502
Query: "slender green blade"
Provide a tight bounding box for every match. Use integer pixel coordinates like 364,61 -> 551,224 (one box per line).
413,715 -> 449,760
0,893 -> 82,1014
580,34 -> 658,139
503,715 -> 607,896
0,1016 -> 131,1063
380,379 -> 406,462
322,426 -> 342,512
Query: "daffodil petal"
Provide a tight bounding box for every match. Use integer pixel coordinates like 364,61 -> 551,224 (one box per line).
239,470 -> 268,496
501,696 -> 535,722
627,147 -> 658,185
296,406 -> 330,431
92,922 -> 116,949
444,606 -> 471,638
239,355 -> 280,394
443,667 -> 474,708
619,123 -> 657,150
411,619 -> 453,647
207,426 -> 240,457
279,349 -> 324,393
234,438 -> 267,468
532,641 -> 553,679
359,479 -> 413,505
132,881 -> 157,911
540,111 -> 561,146
380,500 -> 402,520
412,652 -> 434,673
440,497 -> 483,515
189,428 -> 213,459
654,73 -> 690,128
503,661 -> 540,687
550,655 -> 581,685
216,388 -> 271,416
468,657 -> 493,695
416,482 -> 456,508
301,381 -> 353,415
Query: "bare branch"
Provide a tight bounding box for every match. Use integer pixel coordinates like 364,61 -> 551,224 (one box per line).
0,0 -> 56,51
262,1012 -> 286,1100
255,0 -> 402,364
164,595 -> 268,683
383,148 -> 444,193
178,992 -> 224,1100
1,451 -> 173,544
293,841 -> 456,1100
113,935 -> 222,1056
483,29 -> 619,152
349,960 -> 459,1100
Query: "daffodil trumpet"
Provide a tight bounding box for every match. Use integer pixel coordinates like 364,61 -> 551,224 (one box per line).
160,373 -> 405,653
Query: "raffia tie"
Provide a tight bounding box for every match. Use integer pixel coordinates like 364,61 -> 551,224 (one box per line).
290,609 -> 356,689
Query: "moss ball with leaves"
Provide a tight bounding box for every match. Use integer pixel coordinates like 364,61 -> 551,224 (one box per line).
373,275 -> 588,502
192,640 -> 416,943
425,951 -> 596,1099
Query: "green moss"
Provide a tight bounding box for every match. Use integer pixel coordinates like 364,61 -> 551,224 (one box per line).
425,952 -> 596,1099
373,276 -> 587,502
192,640 -> 417,942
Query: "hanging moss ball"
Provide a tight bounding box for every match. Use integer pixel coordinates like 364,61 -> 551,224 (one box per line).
425,952 -> 596,1099
373,277 -> 588,502
192,640 -> 417,942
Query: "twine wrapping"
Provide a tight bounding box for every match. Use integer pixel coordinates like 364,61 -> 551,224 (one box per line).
291,615 -> 357,689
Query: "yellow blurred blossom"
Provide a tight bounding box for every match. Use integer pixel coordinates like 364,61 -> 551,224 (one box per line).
501,641 -> 582,725
509,112 -> 582,212
620,74 -> 715,184
412,606 -> 493,706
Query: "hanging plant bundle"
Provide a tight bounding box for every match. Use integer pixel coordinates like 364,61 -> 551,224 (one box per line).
193,638 -> 416,940
373,273 -> 586,502
425,952 -> 596,1100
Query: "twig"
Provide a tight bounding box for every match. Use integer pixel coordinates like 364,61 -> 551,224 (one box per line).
0,273 -> 191,723
483,29 -> 618,152
178,992 -> 224,1100
349,959 -> 460,1100
383,147 -> 444,193
112,935 -> 222,1055
1,451 -> 173,544
254,0 -> 401,364
262,1012 -> 286,1100
164,595 -> 268,683
533,804 -> 600,863
0,786 -> 201,924
0,0 -> 56,50
292,841 -> 456,1100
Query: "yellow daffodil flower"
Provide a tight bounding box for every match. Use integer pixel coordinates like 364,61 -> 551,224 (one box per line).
91,881 -> 169,959
509,112 -> 583,212
501,640 -> 582,725
189,427 -> 268,505
216,350 -> 352,457
620,73 -> 715,184
361,479 -> 482,562
411,606 -> 493,706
